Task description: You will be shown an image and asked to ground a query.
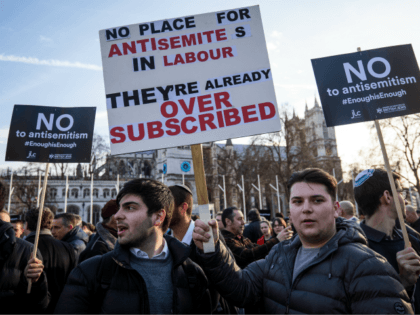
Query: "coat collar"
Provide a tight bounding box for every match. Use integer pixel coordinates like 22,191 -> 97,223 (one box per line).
112,234 -> 191,268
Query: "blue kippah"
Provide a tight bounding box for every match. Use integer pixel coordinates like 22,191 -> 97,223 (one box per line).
355,169 -> 375,187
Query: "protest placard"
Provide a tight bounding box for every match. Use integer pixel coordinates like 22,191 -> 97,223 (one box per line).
311,44 -> 420,127
99,5 -> 281,155
5,105 -> 96,162
311,45 -> 420,247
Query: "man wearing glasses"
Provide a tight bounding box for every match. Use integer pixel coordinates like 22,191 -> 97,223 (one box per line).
354,168 -> 420,312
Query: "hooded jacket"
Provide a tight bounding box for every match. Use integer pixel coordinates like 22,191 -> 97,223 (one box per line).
55,234 -> 212,314
62,225 -> 89,259
78,221 -> 117,264
197,217 -> 413,314
0,221 -> 50,313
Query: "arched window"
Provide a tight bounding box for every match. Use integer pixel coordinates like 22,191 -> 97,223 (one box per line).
62,188 -> 69,198
312,122 -> 316,141
83,188 -> 90,198
103,189 -> 110,198
49,188 -> 57,198
67,205 -> 80,215
93,189 -> 99,198
71,188 -> 78,199
87,205 -> 101,225
111,189 -> 117,198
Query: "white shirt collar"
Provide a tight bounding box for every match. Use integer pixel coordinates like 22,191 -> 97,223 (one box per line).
130,238 -> 169,260
182,220 -> 195,245
167,220 -> 195,245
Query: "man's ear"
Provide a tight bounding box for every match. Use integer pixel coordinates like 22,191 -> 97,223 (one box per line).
154,209 -> 166,227
182,202 -> 188,215
383,190 -> 393,205
68,224 -> 74,230
334,201 -> 340,218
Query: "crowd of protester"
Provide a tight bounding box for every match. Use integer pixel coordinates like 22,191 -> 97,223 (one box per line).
1,167 -> 420,313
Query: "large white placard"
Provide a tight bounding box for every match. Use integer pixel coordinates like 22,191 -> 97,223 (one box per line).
99,5 -> 281,155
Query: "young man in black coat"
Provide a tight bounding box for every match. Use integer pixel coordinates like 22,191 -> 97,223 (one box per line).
193,168 -> 414,314
355,168 -> 420,313
25,207 -> 77,313
56,178 -> 212,314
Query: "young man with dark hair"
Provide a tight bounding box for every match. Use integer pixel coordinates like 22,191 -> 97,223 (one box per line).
78,199 -> 118,264
193,168 -> 413,314
355,168 -> 420,312
243,208 -> 263,243
168,185 -> 194,244
52,213 -> 89,260
10,214 -> 25,238
25,207 -> 76,313
56,178 -> 212,314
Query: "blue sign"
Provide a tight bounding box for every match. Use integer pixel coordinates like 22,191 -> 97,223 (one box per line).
181,161 -> 191,172
163,163 -> 167,174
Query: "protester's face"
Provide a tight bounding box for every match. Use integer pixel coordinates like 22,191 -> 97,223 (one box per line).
273,220 -> 285,235
290,182 -> 338,248
260,222 -> 270,237
216,215 -> 224,230
12,222 -> 24,238
227,210 -> 245,236
0,212 -> 10,222
114,194 -> 161,248
391,188 -> 407,219
51,218 -> 72,240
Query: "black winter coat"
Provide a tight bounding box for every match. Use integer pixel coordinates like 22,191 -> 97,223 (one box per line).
243,220 -> 263,243
26,230 -> 77,313
197,217 -> 413,314
78,222 -> 117,264
0,221 -> 50,314
62,226 -> 89,260
55,234 -> 212,314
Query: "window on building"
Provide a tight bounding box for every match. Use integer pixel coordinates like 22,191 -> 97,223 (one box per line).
49,188 -> 57,198
71,189 -> 78,199
83,188 -> 90,198
93,189 -> 99,198
62,188 -> 70,198
111,189 -> 117,198
103,189 -> 110,198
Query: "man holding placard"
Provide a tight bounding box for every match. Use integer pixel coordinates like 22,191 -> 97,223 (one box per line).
192,168 -> 413,314
355,168 -> 420,312
56,179 -> 212,314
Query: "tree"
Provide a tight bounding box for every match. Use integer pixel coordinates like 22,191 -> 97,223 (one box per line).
377,114 -> 420,193
251,106 -> 315,203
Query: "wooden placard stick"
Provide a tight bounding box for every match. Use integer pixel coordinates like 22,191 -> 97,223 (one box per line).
375,120 -> 410,248
191,144 -> 215,253
64,174 -> 69,213
8,172 -> 13,213
27,162 -> 50,293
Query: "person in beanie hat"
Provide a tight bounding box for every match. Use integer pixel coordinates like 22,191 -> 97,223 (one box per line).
78,199 -> 118,264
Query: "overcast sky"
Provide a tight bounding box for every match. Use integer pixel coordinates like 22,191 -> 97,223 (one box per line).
1,0 -> 419,176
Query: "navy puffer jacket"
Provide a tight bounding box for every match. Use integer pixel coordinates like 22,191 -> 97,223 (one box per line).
197,217 -> 413,314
